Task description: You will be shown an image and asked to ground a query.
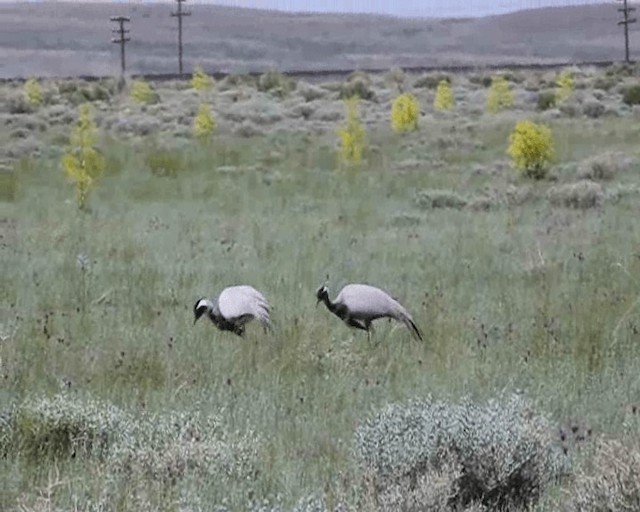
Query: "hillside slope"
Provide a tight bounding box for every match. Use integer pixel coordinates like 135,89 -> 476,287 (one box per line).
0,2 -> 635,78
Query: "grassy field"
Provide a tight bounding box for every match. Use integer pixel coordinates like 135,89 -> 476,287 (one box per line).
2,64 -> 640,511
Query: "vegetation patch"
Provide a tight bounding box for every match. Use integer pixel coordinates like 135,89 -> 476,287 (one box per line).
547,180 -> 604,209
355,393 -> 566,510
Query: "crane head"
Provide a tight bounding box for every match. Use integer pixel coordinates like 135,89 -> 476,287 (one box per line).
315,274 -> 330,306
193,298 -> 209,325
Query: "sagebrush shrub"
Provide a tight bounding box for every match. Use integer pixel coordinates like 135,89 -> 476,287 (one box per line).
130,79 -> 159,104
24,78 -> 44,106
10,394 -> 131,460
258,70 -> 294,97
583,100 -> 605,119
192,64 -> 214,91
337,96 -> 367,169
355,393 -> 566,510
414,73 -> 451,89
391,93 -> 420,133
339,73 -> 375,101
623,85 -> 640,106
4,393 -> 259,493
537,91 -> 557,111
577,152 -> 633,181
569,438 -> 640,512
486,76 -> 514,114
433,79 -> 455,111
145,147 -> 185,178
507,120 -> 554,179
193,103 -> 216,142
547,180 -> 604,209
61,103 -> 106,209
414,189 -> 468,209
556,70 -> 574,103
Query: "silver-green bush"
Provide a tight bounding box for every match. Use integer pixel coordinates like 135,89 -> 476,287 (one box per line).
354,393 -> 566,510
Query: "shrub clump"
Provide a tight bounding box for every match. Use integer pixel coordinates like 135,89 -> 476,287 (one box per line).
257,70 -> 294,97
61,103 -> 106,210
555,70 -> 574,103
414,189 -> 468,209
537,91 -> 557,111
193,103 -> 216,143
192,64 -> 214,91
486,76 -> 514,113
337,96 -> 367,169
130,80 -> 160,105
414,73 -> 451,90
622,85 -> 640,106
24,78 -> 44,106
391,93 -> 420,133
547,180 -> 604,209
433,79 -> 455,112
355,393 -> 566,511
577,152 -> 633,181
339,72 -> 375,101
582,100 -> 605,119
507,120 -> 554,180
569,438 -> 640,512
145,147 -> 185,178
8,394 -> 131,460
3,393 -> 259,490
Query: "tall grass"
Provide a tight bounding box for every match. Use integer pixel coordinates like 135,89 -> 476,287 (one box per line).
3,68 -> 640,510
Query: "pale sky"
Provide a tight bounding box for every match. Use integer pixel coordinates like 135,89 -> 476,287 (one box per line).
2,0 -> 624,18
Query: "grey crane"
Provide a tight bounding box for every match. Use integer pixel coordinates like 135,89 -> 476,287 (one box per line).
316,283 -> 423,341
194,285 -> 271,337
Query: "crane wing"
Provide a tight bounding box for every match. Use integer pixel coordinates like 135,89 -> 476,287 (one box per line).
218,285 -> 271,328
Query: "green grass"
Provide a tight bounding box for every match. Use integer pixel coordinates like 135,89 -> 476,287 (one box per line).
2,67 -> 640,511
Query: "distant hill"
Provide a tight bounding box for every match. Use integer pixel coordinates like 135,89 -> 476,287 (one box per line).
0,2 -> 636,78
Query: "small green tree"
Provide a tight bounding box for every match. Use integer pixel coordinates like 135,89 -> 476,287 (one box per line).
556,70 -> 574,103
507,120 -> 554,180
487,76 -> 514,114
192,65 -> 214,92
433,79 -> 455,111
337,96 -> 367,169
193,103 -> 216,143
61,104 -> 106,209
391,93 -> 420,133
24,78 -> 44,106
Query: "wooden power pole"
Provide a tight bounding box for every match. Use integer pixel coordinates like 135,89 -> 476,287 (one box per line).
618,0 -> 637,63
171,0 -> 191,76
110,16 -> 131,76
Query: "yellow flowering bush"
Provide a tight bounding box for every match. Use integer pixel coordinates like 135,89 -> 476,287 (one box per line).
193,103 -> 216,142
192,65 -> 214,92
507,120 -> 555,179
391,93 -> 420,133
556,70 -> 574,103
24,78 -> 44,106
433,79 -> 454,111
337,96 -> 367,169
130,80 -> 158,104
61,104 -> 106,209
487,76 -> 514,114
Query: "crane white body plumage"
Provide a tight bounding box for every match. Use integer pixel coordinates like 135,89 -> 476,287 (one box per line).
316,283 -> 423,341
194,285 -> 271,337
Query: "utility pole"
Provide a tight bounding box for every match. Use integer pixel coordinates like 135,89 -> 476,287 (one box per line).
171,0 -> 191,76
617,0 -> 637,64
110,16 -> 131,76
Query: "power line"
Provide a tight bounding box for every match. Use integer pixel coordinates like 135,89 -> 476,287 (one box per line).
618,0 -> 637,63
110,16 -> 131,76
171,0 -> 191,76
